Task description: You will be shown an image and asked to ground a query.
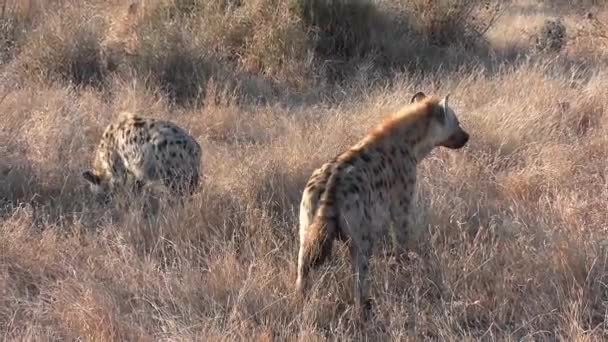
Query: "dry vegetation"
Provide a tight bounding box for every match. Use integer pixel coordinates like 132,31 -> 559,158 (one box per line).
0,0 -> 607,340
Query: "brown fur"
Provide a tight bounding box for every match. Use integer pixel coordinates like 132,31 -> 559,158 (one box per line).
296,92 -> 469,317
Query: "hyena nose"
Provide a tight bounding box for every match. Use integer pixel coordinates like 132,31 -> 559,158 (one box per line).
462,131 -> 469,144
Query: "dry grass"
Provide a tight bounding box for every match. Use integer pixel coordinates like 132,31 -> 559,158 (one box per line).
0,0 -> 607,340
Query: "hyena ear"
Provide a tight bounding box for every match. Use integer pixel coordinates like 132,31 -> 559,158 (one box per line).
82,170 -> 101,185
410,91 -> 427,103
439,94 -> 451,113
435,94 -> 451,124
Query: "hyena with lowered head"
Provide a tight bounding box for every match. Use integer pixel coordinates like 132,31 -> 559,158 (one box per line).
82,112 -> 202,213
296,92 -> 469,315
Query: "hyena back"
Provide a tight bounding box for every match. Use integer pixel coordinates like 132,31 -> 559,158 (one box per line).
82,112 -> 202,211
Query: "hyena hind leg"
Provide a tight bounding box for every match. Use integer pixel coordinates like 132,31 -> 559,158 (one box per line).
350,242 -> 373,319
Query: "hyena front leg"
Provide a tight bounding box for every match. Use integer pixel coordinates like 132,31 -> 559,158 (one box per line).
390,203 -> 414,260
142,187 -> 160,221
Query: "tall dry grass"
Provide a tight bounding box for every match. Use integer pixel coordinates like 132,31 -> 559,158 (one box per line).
0,0 -> 607,340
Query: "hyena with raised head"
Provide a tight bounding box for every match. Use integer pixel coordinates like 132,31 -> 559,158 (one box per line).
296,92 -> 469,315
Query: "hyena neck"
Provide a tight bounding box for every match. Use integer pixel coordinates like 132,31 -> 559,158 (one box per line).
412,142 -> 435,162
367,102 -> 437,163
369,120 -> 433,164
405,115 -> 437,162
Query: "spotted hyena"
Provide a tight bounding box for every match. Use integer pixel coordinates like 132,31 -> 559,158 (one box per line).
296,92 -> 469,315
82,112 -> 202,211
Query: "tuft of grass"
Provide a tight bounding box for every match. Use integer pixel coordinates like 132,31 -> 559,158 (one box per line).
16,3 -> 107,87
11,0 -> 504,100
129,11 -> 217,105
0,2 -> 35,66
408,0 -> 501,48
292,0 -> 383,59
536,18 -> 567,52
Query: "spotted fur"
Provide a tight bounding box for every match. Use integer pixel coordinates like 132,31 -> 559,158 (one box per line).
82,112 -> 202,207
295,92 -> 469,316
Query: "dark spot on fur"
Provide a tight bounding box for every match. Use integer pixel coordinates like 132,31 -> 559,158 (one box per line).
347,184 -> 360,194
360,153 -> 372,163
158,140 -> 168,149
407,174 -> 415,184
379,154 -> 388,166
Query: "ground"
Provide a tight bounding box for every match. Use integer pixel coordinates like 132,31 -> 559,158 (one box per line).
0,0 -> 607,340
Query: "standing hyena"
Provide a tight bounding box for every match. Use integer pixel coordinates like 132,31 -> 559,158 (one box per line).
296,92 -> 469,315
82,112 -> 202,214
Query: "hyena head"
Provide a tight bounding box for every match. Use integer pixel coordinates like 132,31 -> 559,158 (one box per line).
411,91 -> 469,150
81,170 -> 112,204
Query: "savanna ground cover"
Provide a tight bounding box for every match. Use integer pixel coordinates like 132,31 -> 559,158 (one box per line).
0,0 -> 607,340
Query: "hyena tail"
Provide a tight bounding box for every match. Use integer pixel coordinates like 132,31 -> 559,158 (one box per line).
296,166 -> 343,296
295,213 -> 338,296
